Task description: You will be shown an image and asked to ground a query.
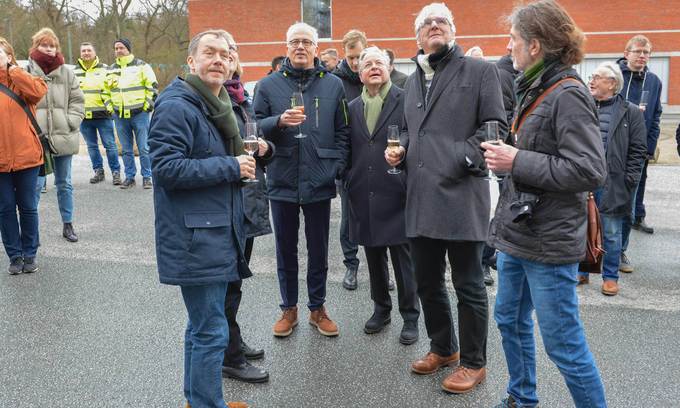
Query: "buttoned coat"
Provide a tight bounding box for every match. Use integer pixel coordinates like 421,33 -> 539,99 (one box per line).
346,86 -> 407,247
401,45 -> 506,241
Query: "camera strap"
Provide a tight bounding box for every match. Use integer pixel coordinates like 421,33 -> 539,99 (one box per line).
510,78 -> 580,144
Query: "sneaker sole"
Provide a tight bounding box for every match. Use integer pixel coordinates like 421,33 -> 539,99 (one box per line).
8,270 -> 22,275
23,267 -> 39,274
441,373 -> 486,394
273,320 -> 298,337
619,268 -> 633,273
411,359 -> 459,375
601,289 -> 618,296
221,368 -> 270,384
309,320 -> 339,337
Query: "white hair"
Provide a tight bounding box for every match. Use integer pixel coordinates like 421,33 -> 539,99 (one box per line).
464,46 -> 484,58
286,22 -> 319,45
595,61 -> 624,94
414,3 -> 455,35
359,46 -> 390,71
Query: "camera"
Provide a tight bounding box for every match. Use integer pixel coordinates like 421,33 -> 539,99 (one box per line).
509,191 -> 540,223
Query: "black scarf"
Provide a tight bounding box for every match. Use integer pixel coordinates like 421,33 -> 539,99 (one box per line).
184,74 -> 244,156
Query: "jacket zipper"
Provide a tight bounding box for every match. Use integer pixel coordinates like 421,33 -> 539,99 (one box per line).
314,97 -> 319,128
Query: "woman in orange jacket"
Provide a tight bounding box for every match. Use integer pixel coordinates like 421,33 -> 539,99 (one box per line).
0,37 -> 48,275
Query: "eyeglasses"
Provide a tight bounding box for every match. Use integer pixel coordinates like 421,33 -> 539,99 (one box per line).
423,17 -> 449,27
229,44 -> 238,52
360,60 -> 387,71
288,39 -> 315,49
628,49 -> 651,56
588,74 -> 613,82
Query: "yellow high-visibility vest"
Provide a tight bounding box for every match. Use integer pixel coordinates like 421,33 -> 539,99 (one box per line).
107,54 -> 158,118
74,56 -> 112,120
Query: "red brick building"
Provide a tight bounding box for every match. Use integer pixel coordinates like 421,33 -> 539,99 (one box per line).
188,0 -> 680,108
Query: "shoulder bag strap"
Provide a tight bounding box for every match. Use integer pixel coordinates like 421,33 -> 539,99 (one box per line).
511,78 -> 581,137
0,82 -> 45,136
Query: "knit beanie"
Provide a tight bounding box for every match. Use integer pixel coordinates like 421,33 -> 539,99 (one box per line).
114,38 -> 132,52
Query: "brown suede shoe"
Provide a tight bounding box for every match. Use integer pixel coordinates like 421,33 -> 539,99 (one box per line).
309,306 -> 339,336
273,306 -> 298,337
441,366 -> 487,394
411,351 -> 460,375
186,402 -> 249,408
601,280 -> 619,296
577,274 -> 589,285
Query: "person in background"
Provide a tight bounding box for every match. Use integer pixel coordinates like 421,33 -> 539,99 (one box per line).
345,46 -> 420,344
0,36 -> 47,275
485,1 -> 608,406
385,49 -> 408,89
333,29 -> 366,291
75,42 -> 122,185
148,29 -> 255,408
320,48 -> 339,71
676,123 -> 680,157
27,28 -> 84,244
254,22 -> 350,339
220,34 -> 273,385
577,61 -> 646,296
108,38 -> 158,189
464,45 -> 484,59
386,2 -> 505,394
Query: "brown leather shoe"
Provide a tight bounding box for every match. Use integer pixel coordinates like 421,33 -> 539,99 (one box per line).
601,280 -> 619,296
227,402 -> 249,408
309,306 -> 339,336
273,306 -> 298,337
577,274 -> 589,285
411,351 -> 460,375
441,366 -> 487,394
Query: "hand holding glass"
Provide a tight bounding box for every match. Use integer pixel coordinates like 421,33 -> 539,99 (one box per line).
386,125 -> 402,175
484,121 -> 501,181
243,122 -> 259,183
291,92 -> 306,139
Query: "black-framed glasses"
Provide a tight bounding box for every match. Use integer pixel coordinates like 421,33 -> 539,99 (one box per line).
288,39 -> 315,49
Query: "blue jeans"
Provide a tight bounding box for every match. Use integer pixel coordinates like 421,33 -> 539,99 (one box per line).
114,111 -> 151,179
580,214 -> 623,282
80,119 -> 120,172
0,166 -> 41,260
495,252 -> 607,407
35,155 -> 74,223
181,283 -> 229,408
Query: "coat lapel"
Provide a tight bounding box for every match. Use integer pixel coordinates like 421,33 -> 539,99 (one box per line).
353,98 -> 373,141
372,87 -> 401,138
423,50 -> 464,120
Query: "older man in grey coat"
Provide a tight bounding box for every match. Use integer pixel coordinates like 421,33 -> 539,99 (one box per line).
386,3 -> 506,394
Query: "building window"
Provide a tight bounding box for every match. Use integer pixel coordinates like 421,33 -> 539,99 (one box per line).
302,0 -> 331,39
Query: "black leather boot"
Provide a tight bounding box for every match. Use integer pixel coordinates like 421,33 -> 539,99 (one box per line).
63,223 -> 78,242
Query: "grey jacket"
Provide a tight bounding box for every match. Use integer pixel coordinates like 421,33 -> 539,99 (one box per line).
489,67 -> 607,264
28,60 -> 84,156
401,44 -> 506,241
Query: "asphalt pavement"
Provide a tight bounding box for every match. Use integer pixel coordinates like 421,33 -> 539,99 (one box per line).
1,155 -> 679,407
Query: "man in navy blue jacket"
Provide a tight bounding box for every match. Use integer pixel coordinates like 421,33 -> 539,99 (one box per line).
254,22 -> 350,339
617,34 -> 663,273
148,29 -> 255,408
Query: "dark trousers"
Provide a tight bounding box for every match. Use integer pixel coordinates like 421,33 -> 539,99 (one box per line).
410,237 -> 488,369
337,181 -> 359,270
364,244 -> 419,322
223,237 -> 255,367
270,199 -> 331,310
634,158 -> 649,218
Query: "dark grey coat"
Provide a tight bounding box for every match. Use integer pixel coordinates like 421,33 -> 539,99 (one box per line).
596,94 -> 647,217
346,86 -> 407,247
489,68 -> 607,264
401,45 -> 506,241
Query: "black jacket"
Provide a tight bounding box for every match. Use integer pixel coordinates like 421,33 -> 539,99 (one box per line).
390,69 -> 409,89
496,55 -> 518,134
254,58 -> 350,204
346,86 -> 408,246
489,66 -> 607,264
333,59 -> 363,102
596,94 -> 647,217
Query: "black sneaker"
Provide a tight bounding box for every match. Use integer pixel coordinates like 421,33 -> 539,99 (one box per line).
8,257 -> 23,275
120,178 -> 136,189
221,361 -> 269,383
23,257 -> 39,273
112,171 -> 122,185
89,169 -> 105,184
143,177 -> 152,189
483,264 -> 494,286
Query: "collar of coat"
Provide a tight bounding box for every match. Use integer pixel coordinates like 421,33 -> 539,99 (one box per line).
77,56 -> 101,72
116,54 -> 135,67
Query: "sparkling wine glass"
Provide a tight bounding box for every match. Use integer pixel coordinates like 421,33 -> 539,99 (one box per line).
639,90 -> 649,112
386,125 -> 402,175
484,120 -> 501,181
291,91 -> 306,139
243,122 -> 259,183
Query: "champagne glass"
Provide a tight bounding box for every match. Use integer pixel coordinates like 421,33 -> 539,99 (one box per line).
639,90 -> 649,112
484,120 -> 501,181
386,125 -> 402,175
291,91 -> 306,139
243,122 -> 259,183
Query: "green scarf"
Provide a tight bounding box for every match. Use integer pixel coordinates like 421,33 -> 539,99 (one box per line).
361,81 -> 392,134
184,74 -> 244,156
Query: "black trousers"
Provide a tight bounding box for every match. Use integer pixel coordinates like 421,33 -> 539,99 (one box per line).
223,236 -> 255,367
337,181 -> 359,270
364,244 -> 419,323
410,237 -> 488,369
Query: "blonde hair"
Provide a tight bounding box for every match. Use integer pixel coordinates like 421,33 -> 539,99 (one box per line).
625,35 -> 652,51
342,30 -> 367,51
30,28 -> 61,53
0,36 -> 17,65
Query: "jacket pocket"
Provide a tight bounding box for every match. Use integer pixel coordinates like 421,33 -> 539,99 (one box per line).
183,212 -> 234,271
311,147 -> 342,187
267,146 -> 297,189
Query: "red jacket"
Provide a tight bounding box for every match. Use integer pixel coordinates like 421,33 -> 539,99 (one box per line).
0,67 -> 47,172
